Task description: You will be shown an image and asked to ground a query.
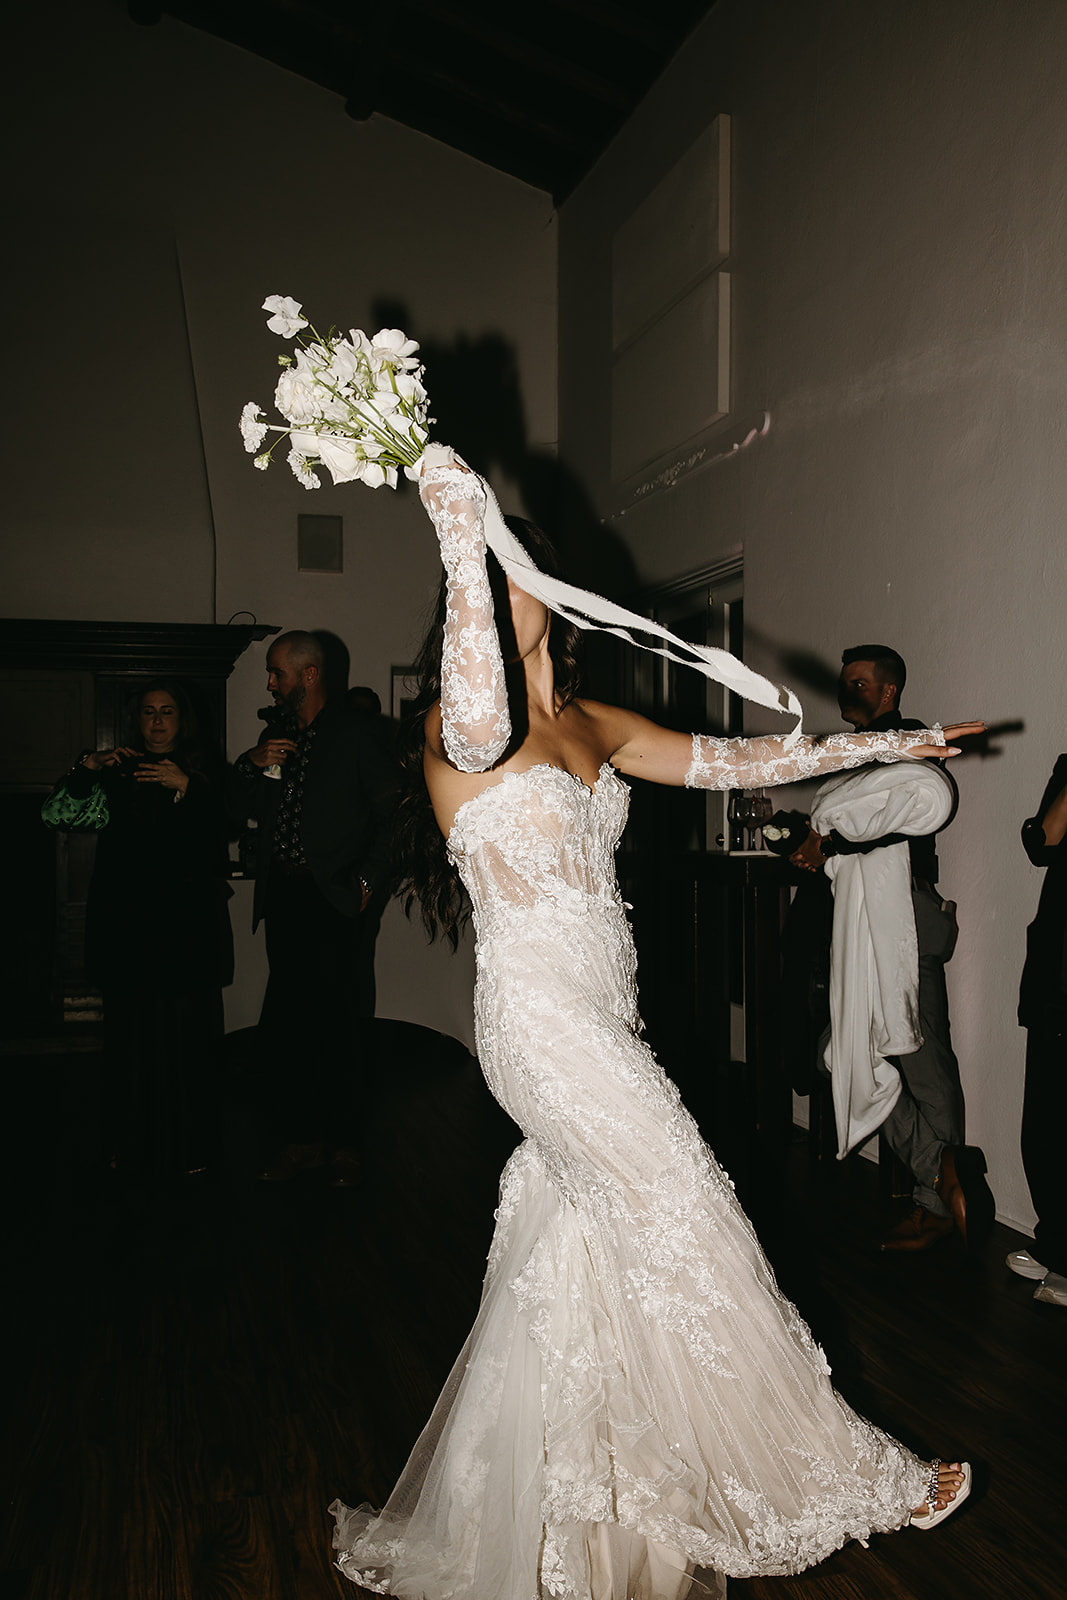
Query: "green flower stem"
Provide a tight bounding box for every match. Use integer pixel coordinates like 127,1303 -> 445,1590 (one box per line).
347,400 -> 422,465
261,428 -> 293,459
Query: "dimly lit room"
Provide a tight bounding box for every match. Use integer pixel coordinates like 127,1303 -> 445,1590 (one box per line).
2,1 -> 1064,1596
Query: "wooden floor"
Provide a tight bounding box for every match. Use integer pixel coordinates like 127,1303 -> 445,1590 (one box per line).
1,1029 -> 1063,1600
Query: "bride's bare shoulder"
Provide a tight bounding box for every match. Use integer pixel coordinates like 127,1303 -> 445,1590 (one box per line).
572,698 -> 652,738
572,696 -> 627,722
566,698 -> 663,767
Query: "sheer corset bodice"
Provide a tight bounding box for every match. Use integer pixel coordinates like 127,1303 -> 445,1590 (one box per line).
449,762 -> 628,936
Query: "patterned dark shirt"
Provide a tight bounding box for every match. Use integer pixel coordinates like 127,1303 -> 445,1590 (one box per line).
270,720 -> 318,864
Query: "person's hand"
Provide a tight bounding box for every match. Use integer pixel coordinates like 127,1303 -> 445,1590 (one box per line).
136,758 -> 188,797
907,721 -> 986,760
83,746 -> 139,771
789,827 -> 827,873
418,445 -> 480,507
248,736 -> 298,770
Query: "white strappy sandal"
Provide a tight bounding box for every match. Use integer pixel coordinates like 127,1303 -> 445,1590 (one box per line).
909,1459 -> 972,1530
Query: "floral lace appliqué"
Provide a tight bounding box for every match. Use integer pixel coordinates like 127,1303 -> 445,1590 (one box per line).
421,465 -> 511,773
684,727 -> 945,790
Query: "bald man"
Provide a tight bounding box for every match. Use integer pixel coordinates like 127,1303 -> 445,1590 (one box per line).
227,630 -> 399,1183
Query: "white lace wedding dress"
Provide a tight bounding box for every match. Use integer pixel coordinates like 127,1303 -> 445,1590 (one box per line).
330,470 -> 933,1599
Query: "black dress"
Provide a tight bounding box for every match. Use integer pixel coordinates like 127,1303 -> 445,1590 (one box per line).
67,755 -> 233,1177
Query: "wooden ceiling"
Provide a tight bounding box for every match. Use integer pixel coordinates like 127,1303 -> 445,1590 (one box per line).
128,0 -> 716,200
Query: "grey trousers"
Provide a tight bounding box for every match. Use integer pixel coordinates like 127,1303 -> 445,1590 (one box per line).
881,886 -> 964,1215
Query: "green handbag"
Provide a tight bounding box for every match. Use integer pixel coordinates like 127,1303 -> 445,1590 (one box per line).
41,776 -> 110,831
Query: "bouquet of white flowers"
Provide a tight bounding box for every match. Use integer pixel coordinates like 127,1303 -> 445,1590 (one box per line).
239,295 -> 432,490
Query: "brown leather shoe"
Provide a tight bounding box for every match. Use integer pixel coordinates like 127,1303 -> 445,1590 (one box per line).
257,1143 -> 327,1182
936,1145 -> 995,1251
880,1205 -> 955,1251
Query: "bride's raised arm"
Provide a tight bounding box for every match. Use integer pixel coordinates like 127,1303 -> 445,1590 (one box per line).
605,710 -> 982,790
419,462 -> 510,774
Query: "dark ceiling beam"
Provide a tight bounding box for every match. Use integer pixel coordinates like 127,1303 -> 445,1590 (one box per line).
400,0 -> 631,110
128,1 -> 718,200
537,0 -> 707,54
378,59 -> 601,152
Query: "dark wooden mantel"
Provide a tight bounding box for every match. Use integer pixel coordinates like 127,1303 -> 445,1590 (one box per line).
0,618 -> 277,678
1,619 -> 280,794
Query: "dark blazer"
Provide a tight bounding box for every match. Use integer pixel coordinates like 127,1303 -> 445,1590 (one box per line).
226,707 -> 399,929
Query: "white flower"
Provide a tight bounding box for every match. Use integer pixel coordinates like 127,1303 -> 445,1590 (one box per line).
394,371 -> 427,405
370,328 -> 420,370
287,447 -> 321,489
275,361 -> 324,424
254,453 -> 270,471
327,347 -> 372,396
336,329 -> 373,369
368,388 -> 402,417
240,402 -> 269,453
316,434 -> 367,486
263,294 -> 308,338
361,461 -> 398,489
319,392 -> 356,425
301,340 -> 333,370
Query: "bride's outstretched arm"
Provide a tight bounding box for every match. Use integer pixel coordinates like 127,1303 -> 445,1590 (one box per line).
419,462 -> 510,773
604,707 -> 982,789
682,728 -> 952,789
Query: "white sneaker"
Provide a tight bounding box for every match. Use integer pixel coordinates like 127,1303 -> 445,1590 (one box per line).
1006,1249 -> 1048,1280
1033,1271 -> 1067,1306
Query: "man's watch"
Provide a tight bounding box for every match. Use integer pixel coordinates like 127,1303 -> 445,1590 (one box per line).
820,833 -> 838,858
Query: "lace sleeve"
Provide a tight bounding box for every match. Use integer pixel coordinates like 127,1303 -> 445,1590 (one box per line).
420,466 -> 511,773
684,727 -> 945,790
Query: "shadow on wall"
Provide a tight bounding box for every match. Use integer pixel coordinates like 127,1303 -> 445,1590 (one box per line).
314,630 -> 351,704
771,645 -> 842,704
747,625 -> 1023,758
371,298 -> 640,609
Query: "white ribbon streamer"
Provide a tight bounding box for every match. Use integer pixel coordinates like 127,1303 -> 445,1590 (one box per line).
419,444 -> 804,738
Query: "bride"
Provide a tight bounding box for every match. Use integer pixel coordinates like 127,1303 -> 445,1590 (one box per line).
331,455 -> 978,1599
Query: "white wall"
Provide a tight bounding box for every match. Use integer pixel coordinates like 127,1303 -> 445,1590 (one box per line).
559,0 -> 1067,1232
3,0 -> 556,1048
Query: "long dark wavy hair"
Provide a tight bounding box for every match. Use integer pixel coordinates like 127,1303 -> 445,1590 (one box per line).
396,517 -> 583,947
